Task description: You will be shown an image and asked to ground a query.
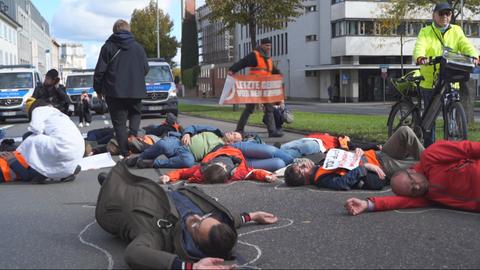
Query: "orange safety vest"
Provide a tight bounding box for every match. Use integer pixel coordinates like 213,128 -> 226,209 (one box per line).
249,50 -> 273,76
0,151 -> 29,182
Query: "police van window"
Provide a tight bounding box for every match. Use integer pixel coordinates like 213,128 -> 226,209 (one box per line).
145,66 -> 173,84
0,72 -> 33,89
66,75 -> 93,88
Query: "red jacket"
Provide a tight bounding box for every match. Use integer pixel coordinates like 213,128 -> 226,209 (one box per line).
166,146 -> 272,183
370,140 -> 480,212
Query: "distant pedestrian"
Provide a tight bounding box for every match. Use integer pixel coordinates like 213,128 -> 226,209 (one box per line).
327,85 -> 333,103
228,38 -> 284,138
76,90 -> 92,127
174,76 -> 184,97
94,19 -> 149,158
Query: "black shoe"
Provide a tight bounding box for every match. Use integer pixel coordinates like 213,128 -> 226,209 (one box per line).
97,172 -> 108,186
268,131 -> 284,138
136,159 -> 154,169
125,156 -> 139,167
60,165 -> 81,182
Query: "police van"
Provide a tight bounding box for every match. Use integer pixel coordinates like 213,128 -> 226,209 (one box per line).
143,58 -> 178,116
64,69 -> 99,113
0,65 -> 42,122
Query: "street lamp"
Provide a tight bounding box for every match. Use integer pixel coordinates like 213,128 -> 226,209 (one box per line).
156,0 -> 160,58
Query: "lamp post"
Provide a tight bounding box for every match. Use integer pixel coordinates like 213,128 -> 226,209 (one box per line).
156,0 -> 160,58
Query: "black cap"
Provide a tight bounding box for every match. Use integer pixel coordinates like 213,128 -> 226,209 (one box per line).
45,69 -> 59,79
260,38 -> 271,45
433,2 -> 453,12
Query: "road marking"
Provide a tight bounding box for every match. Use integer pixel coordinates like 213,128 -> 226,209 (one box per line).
394,209 -> 480,215
237,218 -> 294,268
104,120 -> 109,125
0,124 -> 14,130
78,220 -> 114,270
102,115 -> 106,119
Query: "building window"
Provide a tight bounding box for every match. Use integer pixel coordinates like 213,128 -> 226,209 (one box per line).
306,35 -> 318,42
305,70 -> 319,77
281,34 -> 284,55
273,35 -> 277,56
305,5 -> 317,12
285,33 -> 288,54
0,50 -> 3,65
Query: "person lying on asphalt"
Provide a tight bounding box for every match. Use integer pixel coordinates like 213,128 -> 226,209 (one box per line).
157,145 -> 278,185
284,126 -> 424,191
96,162 -> 278,269
345,139 -> 480,215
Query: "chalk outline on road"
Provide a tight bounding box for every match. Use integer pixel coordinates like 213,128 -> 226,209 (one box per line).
78,220 -> 115,270
237,218 -> 294,269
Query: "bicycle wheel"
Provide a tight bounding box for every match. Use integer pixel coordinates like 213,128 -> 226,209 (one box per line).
444,101 -> 467,141
387,100 -> 421,138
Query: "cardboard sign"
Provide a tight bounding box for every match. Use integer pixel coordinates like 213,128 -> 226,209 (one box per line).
322,149 -> 361,171
219,74 -> 285,105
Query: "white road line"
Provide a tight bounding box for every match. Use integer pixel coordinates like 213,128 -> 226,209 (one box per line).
104,120 -> 109,125
0,124 -> 14,130
394,209 -> 480,215
237,218 -> 294,268
102,115 -> 106,119
78,220 -> 114,270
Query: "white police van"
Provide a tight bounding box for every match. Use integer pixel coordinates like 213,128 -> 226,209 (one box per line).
143,58 -> 178,116
0,65 -> 42,122
64,69 -> 104,114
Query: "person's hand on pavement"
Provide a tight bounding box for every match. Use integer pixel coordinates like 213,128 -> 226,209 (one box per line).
345,198 -> 368,216
158,175 -> 170,184
249,211 -> 278,224
181,134 -> 191,145
265,174 -> 277,183
193,258 -> 236,270
364,163 -> 386,180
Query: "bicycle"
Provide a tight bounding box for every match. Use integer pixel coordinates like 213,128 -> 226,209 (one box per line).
387,48 -> 476,142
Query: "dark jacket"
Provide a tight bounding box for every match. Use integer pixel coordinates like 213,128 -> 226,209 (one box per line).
32,84 -> 69,113
229,47 -> 280,74
95,162 -> 245,269
93,31 -> 149,99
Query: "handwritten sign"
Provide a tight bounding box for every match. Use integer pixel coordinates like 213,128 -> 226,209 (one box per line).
219,74 -> 284,104
322,149 -> 361,171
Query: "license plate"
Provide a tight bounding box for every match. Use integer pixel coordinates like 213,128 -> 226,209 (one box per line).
147,106 -> 163,111
69,104 -> 75,111
0,111 -> 16,116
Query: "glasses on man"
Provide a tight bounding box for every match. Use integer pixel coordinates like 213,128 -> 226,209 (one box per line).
438,10 -> 452,17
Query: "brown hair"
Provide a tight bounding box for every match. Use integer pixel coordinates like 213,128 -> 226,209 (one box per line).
113,19 -> 130,33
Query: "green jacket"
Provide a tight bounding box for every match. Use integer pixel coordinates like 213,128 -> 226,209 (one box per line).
413,23 -> 478,90
95,162 -> 245,269
188,132 -> 224,161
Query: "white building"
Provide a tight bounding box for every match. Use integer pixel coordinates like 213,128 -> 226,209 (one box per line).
0,5 -> 20,65
59,43 -> 87,79
233,0 -> 480,102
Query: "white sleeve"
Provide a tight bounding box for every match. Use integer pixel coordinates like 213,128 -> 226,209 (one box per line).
28,107 -> 49,134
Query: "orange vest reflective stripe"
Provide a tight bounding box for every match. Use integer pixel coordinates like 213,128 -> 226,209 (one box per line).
0,158 -> 12,182
313,166 -> 348,184
249,50 -> 273,76
172,123 -> 181,132
14,151 -> 29,168
363,150 -> 381,167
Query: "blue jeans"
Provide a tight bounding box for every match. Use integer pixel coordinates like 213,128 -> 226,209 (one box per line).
280,138 -> 321,159
421,89 -> 435,147
231,142 -> 290,171
140,137 -> 195,168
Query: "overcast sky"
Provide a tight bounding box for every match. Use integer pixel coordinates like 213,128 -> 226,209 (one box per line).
31,0 -> 206,68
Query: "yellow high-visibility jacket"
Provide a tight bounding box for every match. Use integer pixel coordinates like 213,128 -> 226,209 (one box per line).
413,23 -> 478,90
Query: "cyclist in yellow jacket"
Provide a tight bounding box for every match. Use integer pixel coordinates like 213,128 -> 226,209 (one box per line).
413,2 -> 479,147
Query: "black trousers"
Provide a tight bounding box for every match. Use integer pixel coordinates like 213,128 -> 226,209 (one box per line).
106,97 -> 143,156
78,99 -> 92,123
236,103 -> 276,133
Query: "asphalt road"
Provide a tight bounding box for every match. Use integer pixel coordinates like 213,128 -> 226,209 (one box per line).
0,110 -> 479,269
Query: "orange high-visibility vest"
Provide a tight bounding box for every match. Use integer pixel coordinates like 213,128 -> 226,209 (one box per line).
249,50 -> 273,76
0,151 -> 29,182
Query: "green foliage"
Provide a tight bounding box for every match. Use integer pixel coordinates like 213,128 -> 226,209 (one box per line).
180,10 -> 199,71
130,0 -> 180,66
205,0 -> 303,48
181,66 -> 200,89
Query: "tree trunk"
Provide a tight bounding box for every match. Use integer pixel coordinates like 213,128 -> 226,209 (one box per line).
400,34 -> 404,76
460,80 -> 476,124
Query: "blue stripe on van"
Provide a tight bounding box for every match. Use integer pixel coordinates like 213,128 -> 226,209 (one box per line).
0,90 -> 29,97
66,87 -> 94,95
146,83 -> 171,92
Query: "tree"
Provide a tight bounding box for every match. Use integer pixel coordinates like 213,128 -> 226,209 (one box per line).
180,6 -> 199,71
205,0 -> 304,49
130,0 -> 180,66
377,0 -> 480,124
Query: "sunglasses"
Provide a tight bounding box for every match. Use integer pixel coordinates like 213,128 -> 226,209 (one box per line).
438,10 -> 452,16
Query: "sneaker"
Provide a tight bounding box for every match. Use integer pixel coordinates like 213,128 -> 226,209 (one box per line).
136,159 -> 154,169
97,172 -> 108,186
85,122 -> 90,127
78,122 -> 84,128
125,156 -> 139,167
268,131 -> 284,138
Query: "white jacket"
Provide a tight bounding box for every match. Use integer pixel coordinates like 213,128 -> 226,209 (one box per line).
17,106 -> 85,179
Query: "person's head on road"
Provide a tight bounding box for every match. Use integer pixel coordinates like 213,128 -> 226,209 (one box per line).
259,38 -> 272,55
43,69 -> 60,87
185,212 -> 237,259
432,2 -> 453,29
223,131 -> 242,144
202,162 -> 230,184
390,169 -> 429,197
284,158 -> 315,186
112,19 -> 131,33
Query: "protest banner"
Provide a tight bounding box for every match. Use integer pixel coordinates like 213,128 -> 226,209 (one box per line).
219,74 -> 284,105
322,149 -> 361,171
